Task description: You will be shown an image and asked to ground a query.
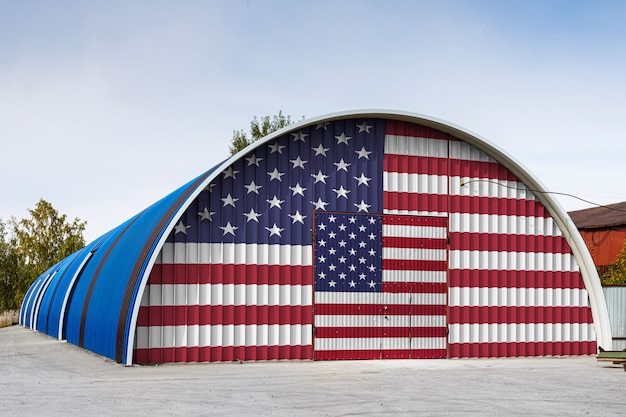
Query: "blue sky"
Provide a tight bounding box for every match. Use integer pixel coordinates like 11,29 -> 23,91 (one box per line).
2,1 -> 626,242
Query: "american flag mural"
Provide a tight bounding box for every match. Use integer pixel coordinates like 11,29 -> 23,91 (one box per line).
134,117 -> 596,363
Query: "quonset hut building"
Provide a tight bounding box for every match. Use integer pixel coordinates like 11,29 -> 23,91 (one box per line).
21,111 -> 612,365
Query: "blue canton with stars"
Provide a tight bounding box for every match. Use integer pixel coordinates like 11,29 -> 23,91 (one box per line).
314,213 -> 383,292
168,119 -> 385,245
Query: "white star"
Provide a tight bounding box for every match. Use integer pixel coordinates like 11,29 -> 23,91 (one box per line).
267,168 -> 285,182
318,271 -> 327,280
338,223 -> 347,231
288,210 -> 306,224
349,264 -> 356,272
359,241 -> 366,248
267,195 -> 284,209
312,170 -> 329,184
318,223 -> 326,230
269,142 -> 286,154
174,221 -> 190,235
198,207 -> 215,221
338,272 -> 347,280
313,143 -> 329,156
354,173 -> 371,186
355,146 -> 372,159
333,185 -> 350,199
358,224 -> 367,232
316,122 -> 331,130
357,121 -> 373,133
334,159 -> 351,172
291,131 -> 309,141
349,280 -> 357,288
368,217 -> 377,224
244,180 -> 262,194
221,193 -> 239,207
220,222 -> 238,236
329,280 -> 337,288
368,264 -> 377,272
328,248 -> 337,255
290,156 -> 307,169
318,239 -> 327,247
223,166 -> 239,179
289,183 -> 306,196
368,280 -> 376,288
328,264 -> 337,271
243,208 -> 262,222
318,255 -> 326,263
355,200 -> 372,212
348,248 -> 357,256
204,183 -> 216,192
266,223 -> 284,237
245,154 -> 263,166
335,132 -> 351,145
359,273 -> 367,280
328,231 -> 336,239
328,215 -> 336,222
368,232 -> 376,240
338,240 -> 347,247
368,248 -> 376,256
348,216 -> 356,223
358,257 -> 366,264
348,232 -> 356,240
312,198 -> 329,211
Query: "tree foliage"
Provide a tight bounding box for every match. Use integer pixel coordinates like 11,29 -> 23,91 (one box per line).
229,111 -> 303,155
601,240 -> 626,285
0,199 -> 86,311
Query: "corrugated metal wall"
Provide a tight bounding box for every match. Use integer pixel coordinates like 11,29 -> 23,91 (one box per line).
602,286 -> 626,350
133,117 -> 597,363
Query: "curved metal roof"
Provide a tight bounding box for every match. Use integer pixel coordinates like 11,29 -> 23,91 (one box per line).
21,110 -> 613,364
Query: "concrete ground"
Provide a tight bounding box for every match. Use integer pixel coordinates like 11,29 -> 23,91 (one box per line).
1,326 -> 625,416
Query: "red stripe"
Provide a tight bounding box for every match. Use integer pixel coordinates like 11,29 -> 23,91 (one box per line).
383,213 -> 448,227
384,192 -> 549,217
449,232 -> 572,254
384,154 -> 519,183
137,305 -> 313,327
315,326 -> 447,338
314,349 -> 447,360
382,281 -> 447,294
448,341 -> 597,358
382,259 -> 447,272
448,269 -> 586,289
383,236 -> 447,250
448,306 -> 594,325
134,344 -> 314,364
148,264 -> 312,285
314,303 -> 446,316
385,120 -> 451,139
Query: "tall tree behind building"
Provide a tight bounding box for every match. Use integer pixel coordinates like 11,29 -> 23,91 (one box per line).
229,111 -> 303,155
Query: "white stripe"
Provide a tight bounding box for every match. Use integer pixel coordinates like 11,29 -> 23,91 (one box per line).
385,135 -> 449,158
383,247 -> 447,262
382,270 -> 447,283
448,323 -> 596,344
450,176 -> 535,200
449,213 -> 563,237
314,337 -> 447,351
448,140 -> 497,163
145,284 -> 312,307
315,315 -> 447,328
159,242 -> 313,265
314,292 -> 446,305
448,287 -> 591,307
135,324 -> 313,349
383,172 -> 448,194
382,223 -> 447,239
449,250 -> 578,271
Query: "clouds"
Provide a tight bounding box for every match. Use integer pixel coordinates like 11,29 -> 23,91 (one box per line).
1,1 -> 626,242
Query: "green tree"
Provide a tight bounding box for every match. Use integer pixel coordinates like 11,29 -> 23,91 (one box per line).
1,199 -> 87,310
601,240 -> 626,285
0,220 -> 21,311
229,111 -> 303,155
